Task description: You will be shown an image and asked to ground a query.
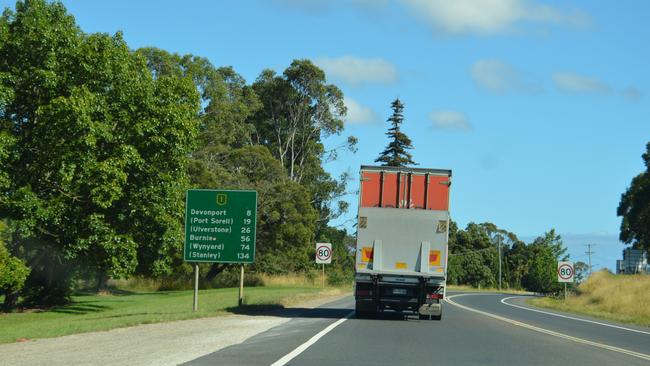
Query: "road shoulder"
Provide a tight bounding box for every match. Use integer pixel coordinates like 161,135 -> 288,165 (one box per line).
0,292 -> 350,366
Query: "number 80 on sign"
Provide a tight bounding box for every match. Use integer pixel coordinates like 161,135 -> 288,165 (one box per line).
557,261 -> 574,283
316,243 -> 332,264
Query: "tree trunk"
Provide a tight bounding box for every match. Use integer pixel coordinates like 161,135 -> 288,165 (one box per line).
2,291 -> 19,312
204,263 -> 226,282
96,269 -> 109,293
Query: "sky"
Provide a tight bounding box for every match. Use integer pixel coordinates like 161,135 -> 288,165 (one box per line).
3,0 -> 648,270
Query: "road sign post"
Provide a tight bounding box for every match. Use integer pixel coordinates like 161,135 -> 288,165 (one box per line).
557,261 -> 574,300
315,243 -> 332,288
185,189 -> 257,311
193,263 -> 199,312
239,265 -> 244,307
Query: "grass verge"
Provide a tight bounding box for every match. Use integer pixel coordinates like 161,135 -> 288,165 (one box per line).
527,271 -> 650,327
0,285 -> 348,344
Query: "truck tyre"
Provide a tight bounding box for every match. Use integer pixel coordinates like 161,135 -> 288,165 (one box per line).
355,302 -> 375,319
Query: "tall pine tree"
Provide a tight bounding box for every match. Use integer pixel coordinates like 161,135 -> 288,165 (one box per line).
375,98 -> 416,167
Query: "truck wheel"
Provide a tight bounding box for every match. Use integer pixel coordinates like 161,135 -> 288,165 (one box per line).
432,314 -> 442,321
355,302 -> 375,319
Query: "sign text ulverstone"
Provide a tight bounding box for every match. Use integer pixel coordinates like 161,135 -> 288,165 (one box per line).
184,190 -> 257,263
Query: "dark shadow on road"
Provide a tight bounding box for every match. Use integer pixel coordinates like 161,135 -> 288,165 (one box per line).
226,304 -> 352,319
226,304 -> 417,321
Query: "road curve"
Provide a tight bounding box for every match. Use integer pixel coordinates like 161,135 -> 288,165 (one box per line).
185,292 -> 650,366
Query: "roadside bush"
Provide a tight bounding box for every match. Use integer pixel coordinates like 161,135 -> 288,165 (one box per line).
0,241 -> 30,310
211,268 -> 263,288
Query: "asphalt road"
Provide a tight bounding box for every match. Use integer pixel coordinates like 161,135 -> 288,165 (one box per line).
184,292 -> 650,366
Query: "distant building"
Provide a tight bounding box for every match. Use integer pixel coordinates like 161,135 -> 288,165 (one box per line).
616,248 -> 648,274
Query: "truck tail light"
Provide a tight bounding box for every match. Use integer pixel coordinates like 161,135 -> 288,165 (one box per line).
357,289 -> 372,297
426,293 -> 442,299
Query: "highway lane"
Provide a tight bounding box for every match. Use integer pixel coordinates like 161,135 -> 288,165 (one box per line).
450,293 -> 650,357
185,292 -> 650,366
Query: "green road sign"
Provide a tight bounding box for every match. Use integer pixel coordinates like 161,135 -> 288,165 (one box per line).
184,189 -> 257,263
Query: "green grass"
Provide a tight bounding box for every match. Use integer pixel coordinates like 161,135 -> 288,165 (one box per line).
0,286 -> 343,344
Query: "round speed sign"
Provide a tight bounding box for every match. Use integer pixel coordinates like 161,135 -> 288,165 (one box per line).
315,243 -> 332,264
557,262 -> 574,282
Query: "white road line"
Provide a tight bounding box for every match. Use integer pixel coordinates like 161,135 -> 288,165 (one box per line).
270,311 -> 355,366
446,294 -> 650,362
501,296 -> 650,335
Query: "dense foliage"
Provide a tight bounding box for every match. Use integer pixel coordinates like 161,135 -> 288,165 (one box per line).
448,222 -> 569,293
617,142 -> 650,252
0,0 -> 356,309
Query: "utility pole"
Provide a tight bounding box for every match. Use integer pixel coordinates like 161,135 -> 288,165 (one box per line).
585,244 -> 595,276
498,234 -> 502,291
497,233 -> 501,291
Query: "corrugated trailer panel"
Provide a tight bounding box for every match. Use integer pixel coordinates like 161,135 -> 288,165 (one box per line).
360,171 -> 381,207
381,172 -> 398,208
427,175 -> 450,211
410,174 -> 426,209
360,167 -> 450,211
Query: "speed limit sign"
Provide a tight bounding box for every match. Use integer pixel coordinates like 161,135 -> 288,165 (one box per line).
316,243 -> 332,264
557,261 -> 574,283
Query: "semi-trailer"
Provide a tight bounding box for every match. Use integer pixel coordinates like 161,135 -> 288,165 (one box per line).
354,165 -> 451,320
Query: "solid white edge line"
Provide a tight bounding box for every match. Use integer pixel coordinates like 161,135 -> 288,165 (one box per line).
445,294 -> 650,362
270,311 -> 355,366
501,296 -> 650,335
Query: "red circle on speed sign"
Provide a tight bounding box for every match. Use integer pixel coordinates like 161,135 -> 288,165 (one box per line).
558,264 -> 573,280
316,245 -> 331,261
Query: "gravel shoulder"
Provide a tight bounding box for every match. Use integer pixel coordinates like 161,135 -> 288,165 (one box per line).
0,291 -> 348,366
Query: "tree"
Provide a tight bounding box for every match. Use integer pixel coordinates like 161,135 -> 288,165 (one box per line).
0,221 -> 30,311
251,60 -> 348,183
0,1 -> 200,301
617,142 -> 650,252
574,261 -> 589,283
522,230 -> 567,293
375,98 -> 416,167
250,60 -> 355,228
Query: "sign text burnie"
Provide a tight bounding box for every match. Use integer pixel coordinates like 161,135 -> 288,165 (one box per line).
184,189 -> 257,263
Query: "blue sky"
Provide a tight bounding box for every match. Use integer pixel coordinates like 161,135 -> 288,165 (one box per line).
3,0 -> 648,270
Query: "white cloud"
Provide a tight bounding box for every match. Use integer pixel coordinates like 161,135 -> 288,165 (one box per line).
553,72 -> 611,94
345,97 -> 377,124
622,87 -> 642,100
400,0 -> 590,35
428,111 -> 471,130
471,59 -> 539,93
315,56 -> 398,86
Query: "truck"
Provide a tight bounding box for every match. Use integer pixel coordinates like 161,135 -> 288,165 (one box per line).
354,165 -> 451,320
